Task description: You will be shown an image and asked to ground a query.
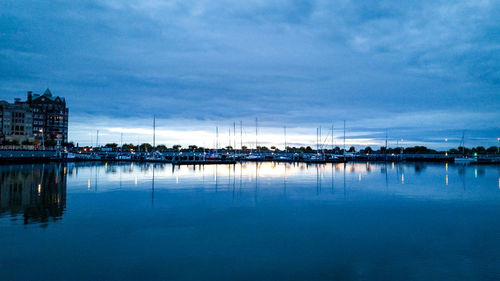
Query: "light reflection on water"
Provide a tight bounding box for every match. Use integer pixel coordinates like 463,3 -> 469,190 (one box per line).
1,162 -> 500,224
71,162 -> 499,199
0,162 -> 499,280
2,162 -> 500,224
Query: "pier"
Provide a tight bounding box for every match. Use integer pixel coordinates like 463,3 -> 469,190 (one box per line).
1,150 -> 499,164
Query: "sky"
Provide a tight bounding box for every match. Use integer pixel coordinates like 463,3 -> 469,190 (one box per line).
0,0 -> 499,149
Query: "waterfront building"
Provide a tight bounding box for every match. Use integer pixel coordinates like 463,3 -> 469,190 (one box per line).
0,89 -> 69,146
27,89 -> 69,146
0,100 -> 34,144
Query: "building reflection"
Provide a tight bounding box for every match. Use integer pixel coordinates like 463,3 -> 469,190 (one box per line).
0,163 -> 67,225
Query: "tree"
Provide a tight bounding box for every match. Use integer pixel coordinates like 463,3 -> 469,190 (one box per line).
156,145 -> 168,152
139,143 -> 152,152
241,146 -> 248,150
348,146 -> 356,152
122,143 -> 134,151
364,146 -> 373,153
225,146 -> 233,150
474,146 -> 486,154
172,145 -> 182,151
270,146 -> 276,150
105,143 -> 118,149
486,146 -> 498,153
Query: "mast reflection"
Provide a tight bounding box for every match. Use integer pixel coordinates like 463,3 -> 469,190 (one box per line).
0,164 -> 67,225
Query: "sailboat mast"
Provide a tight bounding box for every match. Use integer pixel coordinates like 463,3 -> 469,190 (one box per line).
284,125 -> 287,152
316,128 -> 319,152
255,118 -> 258,150
385,129 -> 388,152
240,120 -> 243,150
343,120 -> 346,155
320,126 -> 322,154
153,115 -> 156,149
331,124 -> 334,151
461,131 -> 465,155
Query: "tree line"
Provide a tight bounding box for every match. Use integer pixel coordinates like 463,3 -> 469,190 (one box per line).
84,143 -> 499,154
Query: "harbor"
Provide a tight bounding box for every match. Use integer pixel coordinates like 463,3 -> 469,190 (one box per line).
1,148 -> 499,164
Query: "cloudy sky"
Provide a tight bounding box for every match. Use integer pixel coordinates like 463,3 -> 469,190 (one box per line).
1,0 -> 499,149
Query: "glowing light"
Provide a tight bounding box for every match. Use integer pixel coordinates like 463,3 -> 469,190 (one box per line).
37,184 -> 41,194
445,163 -> 448,172
134,176 -> 138,185
87,179 -> 91,189
446,174 -> 448,185
401,174 -> 405,184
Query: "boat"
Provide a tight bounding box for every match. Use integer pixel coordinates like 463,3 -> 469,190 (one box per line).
245,153 -> 265,161
326,154 -> 347,163
205,152 -> 222,161
274,155 -> 294,162
147,151 -> 164,162
454,132 -> 477,164
454,157 -> 476,164
116,153 -> 132,160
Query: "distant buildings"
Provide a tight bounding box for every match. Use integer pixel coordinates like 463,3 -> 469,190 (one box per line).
0,101 -> 33,144
0,89 -> 69,147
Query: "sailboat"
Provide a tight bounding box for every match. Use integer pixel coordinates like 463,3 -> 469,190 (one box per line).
454,132 -> 476,164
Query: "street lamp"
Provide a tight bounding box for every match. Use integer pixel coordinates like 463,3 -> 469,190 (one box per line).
39,129 -> 44,149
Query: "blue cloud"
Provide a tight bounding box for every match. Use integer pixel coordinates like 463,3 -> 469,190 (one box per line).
0,0 -> 498,147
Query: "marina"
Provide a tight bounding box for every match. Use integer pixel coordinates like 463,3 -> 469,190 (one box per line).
1,149 -> 499,164
1,1 -> 499,279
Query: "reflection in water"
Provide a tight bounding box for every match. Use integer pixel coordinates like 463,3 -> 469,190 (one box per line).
0,164 -> 67,225
2,161 -> 499,225
1,161 -> 499,280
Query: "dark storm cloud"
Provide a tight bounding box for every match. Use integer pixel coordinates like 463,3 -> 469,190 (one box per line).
0,0 -> 498,147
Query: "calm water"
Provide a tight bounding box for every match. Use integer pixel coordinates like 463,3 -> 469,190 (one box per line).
1,162 -> 499,280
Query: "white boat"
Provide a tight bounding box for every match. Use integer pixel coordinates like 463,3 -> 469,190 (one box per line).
454,157 -> 476,164
117,153 -> 131,160
245,153 -> 265,160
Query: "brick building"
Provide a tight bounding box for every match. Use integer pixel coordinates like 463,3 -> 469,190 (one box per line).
0,89 -> 69,146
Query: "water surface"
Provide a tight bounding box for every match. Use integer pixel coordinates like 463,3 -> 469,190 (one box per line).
1,162 -> 499,280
